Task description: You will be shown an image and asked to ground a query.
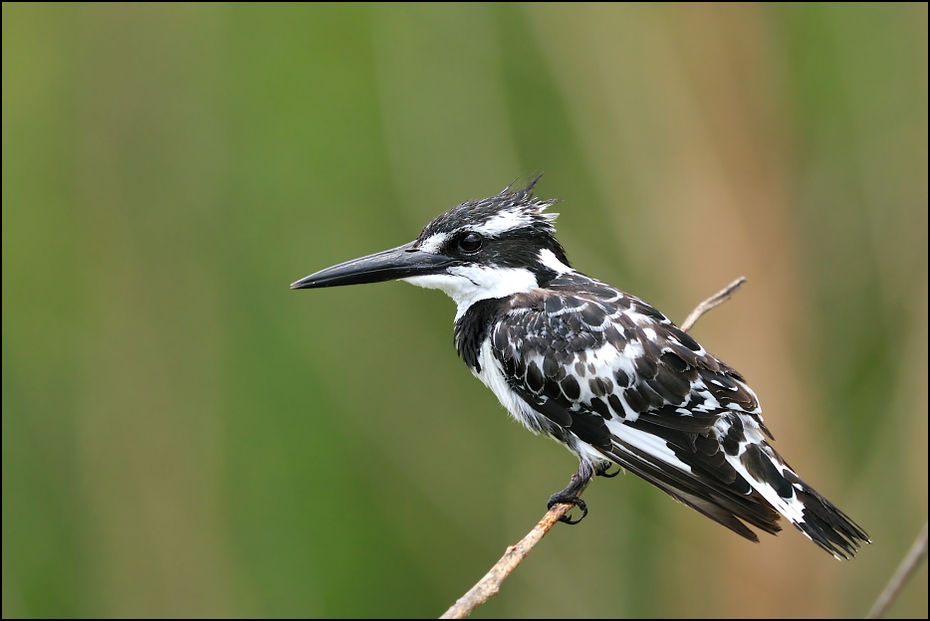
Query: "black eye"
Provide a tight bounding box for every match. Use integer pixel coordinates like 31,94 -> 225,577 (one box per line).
458,232 -> 483,253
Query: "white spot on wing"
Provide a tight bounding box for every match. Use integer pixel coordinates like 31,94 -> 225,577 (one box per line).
605,418 -> 693,473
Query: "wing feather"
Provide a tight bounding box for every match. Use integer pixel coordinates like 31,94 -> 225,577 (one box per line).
486,273 -> 866,555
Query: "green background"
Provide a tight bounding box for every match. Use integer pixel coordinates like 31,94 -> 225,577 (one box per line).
3,3 -> 927,618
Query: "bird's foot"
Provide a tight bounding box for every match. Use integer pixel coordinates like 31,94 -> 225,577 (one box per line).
548,462 -> 595,525
547,492 -> 588,524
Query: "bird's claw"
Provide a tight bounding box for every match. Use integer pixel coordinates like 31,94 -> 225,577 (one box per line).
548,495 -> 588,525
596,463 -> 621,478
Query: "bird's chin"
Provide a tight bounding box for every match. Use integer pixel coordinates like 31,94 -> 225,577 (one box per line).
402,273 -> 472,297
404,266 -> 541,321
401,273 -> 479,320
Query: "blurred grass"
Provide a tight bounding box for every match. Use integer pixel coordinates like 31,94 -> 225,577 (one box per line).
2,3 -> 926,618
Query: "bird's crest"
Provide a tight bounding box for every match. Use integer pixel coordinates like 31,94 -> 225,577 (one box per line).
418,174 -> 561,242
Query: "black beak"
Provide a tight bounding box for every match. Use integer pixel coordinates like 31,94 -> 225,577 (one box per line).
290,241 -> 453,289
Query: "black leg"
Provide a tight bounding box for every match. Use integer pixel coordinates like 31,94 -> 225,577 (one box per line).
547,460 -> 595,525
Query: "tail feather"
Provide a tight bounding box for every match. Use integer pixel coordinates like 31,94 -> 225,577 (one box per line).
781,469 -> 871,560
729,443 -> 871,560
599,419 -> 870,559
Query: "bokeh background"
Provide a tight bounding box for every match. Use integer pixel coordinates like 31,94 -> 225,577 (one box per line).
3,3 -> 927,618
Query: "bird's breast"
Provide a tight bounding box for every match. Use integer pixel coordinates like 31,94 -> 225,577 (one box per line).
473,337 -> 554,437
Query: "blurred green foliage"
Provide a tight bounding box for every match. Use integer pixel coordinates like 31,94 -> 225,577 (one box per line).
3,3 -> 926,618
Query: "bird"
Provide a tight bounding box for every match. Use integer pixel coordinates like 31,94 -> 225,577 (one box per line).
291,175 -> 870,560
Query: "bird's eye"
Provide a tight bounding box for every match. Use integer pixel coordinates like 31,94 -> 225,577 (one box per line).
458,232 -> 483,253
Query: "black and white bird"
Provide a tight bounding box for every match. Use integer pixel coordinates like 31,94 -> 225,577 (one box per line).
291,175 -> 869,559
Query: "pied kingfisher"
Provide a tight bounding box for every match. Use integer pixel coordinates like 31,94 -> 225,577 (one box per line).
291,175 -> 869,559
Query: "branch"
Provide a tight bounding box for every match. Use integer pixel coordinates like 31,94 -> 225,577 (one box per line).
439,492 -> 582,619
867,521 -> 928,618
439,276 -> 748,619
680,276 -> 747,333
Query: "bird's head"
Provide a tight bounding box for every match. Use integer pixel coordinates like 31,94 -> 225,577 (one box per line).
291,175 -> 572,316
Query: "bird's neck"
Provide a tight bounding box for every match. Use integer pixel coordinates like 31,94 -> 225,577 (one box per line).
452,297 -> 509,373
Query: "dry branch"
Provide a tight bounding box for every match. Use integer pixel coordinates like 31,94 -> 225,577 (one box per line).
867,521 -> 928,618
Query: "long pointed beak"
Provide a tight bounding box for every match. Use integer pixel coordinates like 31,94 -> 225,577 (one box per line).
290,241 -> 453,289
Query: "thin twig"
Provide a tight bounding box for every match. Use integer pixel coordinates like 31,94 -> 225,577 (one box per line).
680,276 -> 747,333
440,480 -> 587,619
867,522 -> 928,619
439,277 -> 747,619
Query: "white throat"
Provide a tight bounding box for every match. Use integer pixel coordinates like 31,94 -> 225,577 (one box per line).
404,265 -> 538,320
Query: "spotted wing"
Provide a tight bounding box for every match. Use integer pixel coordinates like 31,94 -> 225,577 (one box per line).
490,273 -> 867,557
